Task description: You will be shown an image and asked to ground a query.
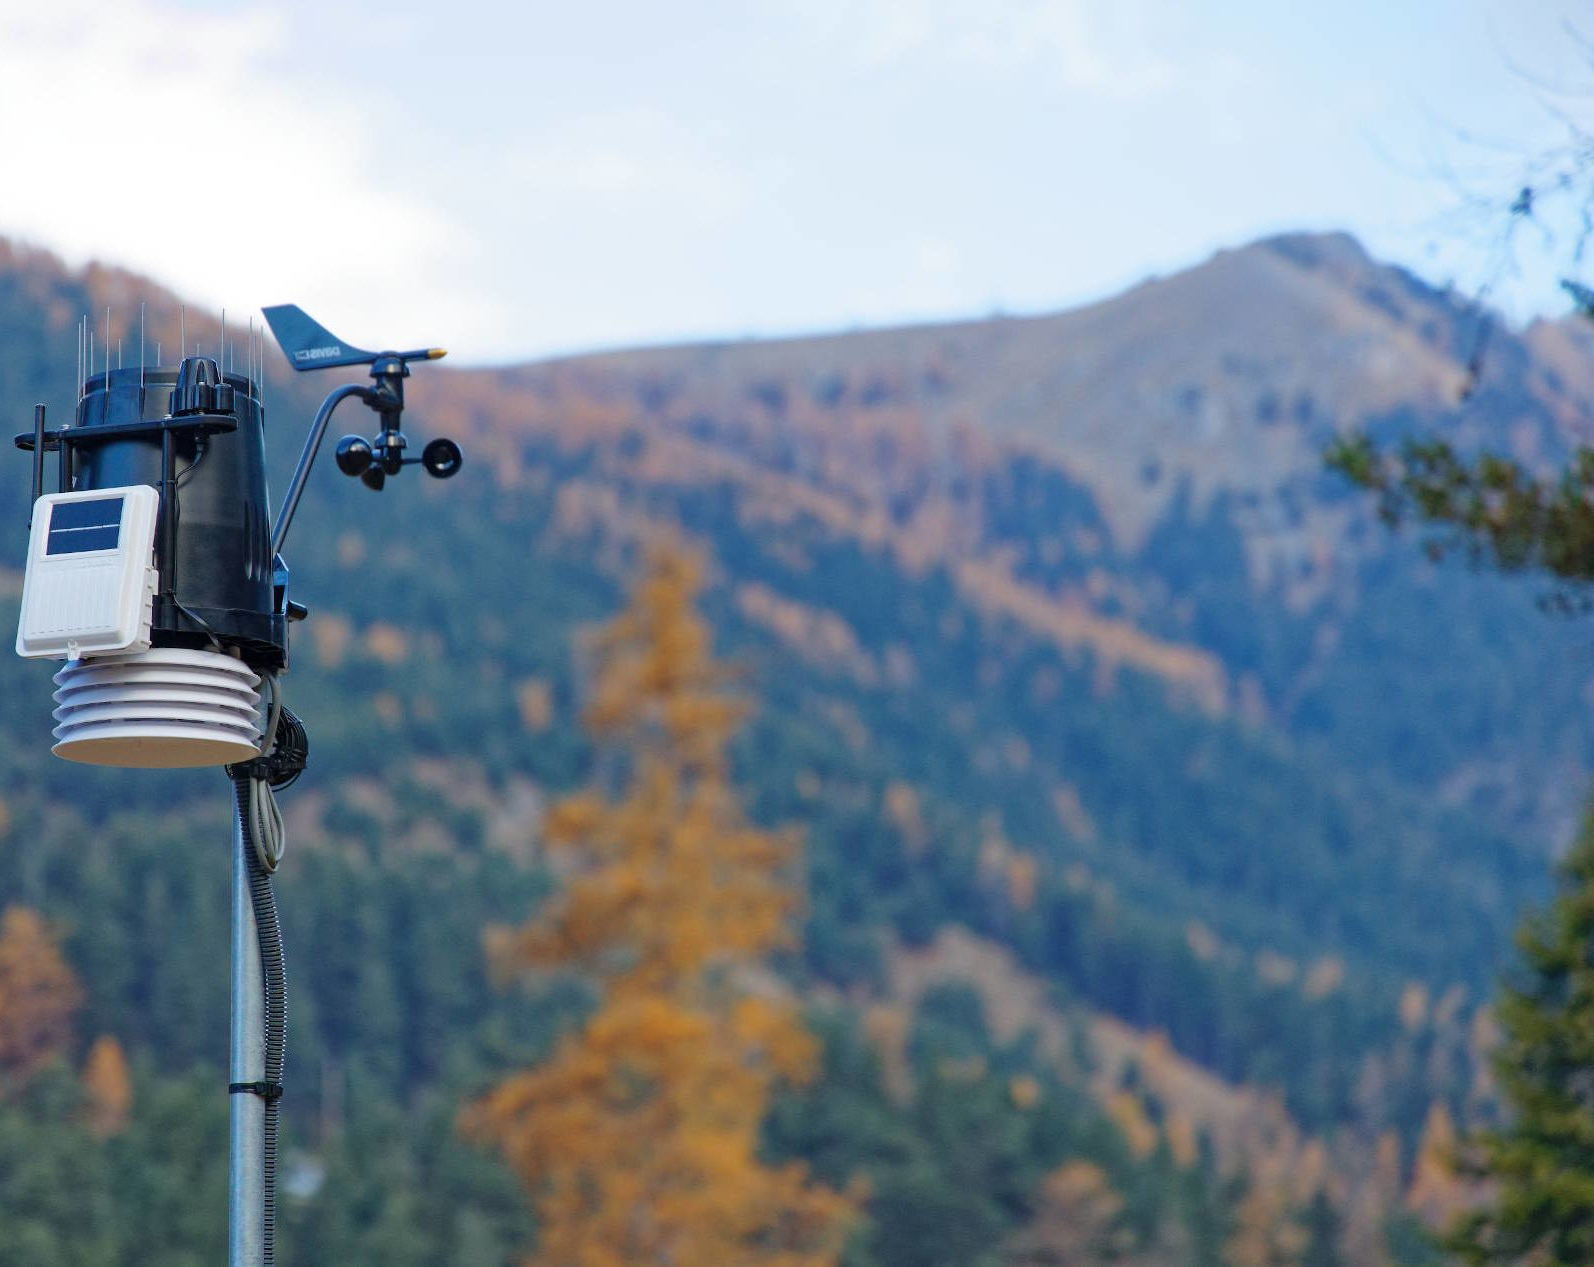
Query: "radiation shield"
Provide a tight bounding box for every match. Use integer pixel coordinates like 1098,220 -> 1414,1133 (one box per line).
50,648 -> 262,768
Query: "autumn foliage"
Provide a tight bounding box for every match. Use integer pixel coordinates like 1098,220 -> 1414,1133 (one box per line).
0,905 -> 81,1093
81,1035 -> 133,1138
1005,1161 -> 1130,1264
465,547 -> 856,1266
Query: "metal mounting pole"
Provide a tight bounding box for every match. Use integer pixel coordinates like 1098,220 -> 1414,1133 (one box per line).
229,800 -> 266,1267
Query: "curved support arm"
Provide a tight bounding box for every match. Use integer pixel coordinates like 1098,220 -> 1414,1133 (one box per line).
270,383 -> 370,557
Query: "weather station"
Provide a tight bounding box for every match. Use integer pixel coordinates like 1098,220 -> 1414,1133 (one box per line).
14,305 -> 463,1266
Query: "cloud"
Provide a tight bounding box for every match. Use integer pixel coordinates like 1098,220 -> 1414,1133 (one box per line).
0,0 -> 495,354
500,109 -> 752,218
841,234 -> 970,318
794,0 -> 1175,101
413,106 -> 774,358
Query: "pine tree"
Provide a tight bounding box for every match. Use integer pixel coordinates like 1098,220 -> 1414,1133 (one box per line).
1299,1189 -> 1344,1267
1445,810 -> 1594,1264
464,546 -> 855,1266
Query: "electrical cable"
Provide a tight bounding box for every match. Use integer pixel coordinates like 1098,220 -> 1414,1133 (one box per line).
176,435 -> 210,489
246,776 -> 285,874
172,600 -> 223,652
226,673 -> 303,871
246,675 -> 286,872
261,672 -> 283,753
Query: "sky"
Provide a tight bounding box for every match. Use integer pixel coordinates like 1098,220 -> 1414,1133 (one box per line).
0,0 -> 1586,365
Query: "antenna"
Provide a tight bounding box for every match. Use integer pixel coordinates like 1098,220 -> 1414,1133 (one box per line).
10,304 -> 464,1267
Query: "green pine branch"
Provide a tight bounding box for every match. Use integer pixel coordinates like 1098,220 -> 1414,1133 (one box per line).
1325,434 -> 1594,589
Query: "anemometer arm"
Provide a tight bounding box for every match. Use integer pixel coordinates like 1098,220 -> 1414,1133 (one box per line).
270,383 -> 370,557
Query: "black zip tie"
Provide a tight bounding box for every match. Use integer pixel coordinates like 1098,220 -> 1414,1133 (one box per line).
229,1080 -> 284,1102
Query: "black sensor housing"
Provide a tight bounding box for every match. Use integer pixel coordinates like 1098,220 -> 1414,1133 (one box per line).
34,358 -> 286,669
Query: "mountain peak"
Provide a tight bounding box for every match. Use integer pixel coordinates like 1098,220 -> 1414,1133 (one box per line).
1252,230 -> 1374,274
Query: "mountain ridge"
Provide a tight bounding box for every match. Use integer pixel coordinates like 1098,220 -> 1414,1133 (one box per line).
449,230 -> 1536,573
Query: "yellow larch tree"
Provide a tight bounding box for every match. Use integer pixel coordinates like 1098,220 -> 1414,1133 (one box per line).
1224,1181 -> 1309,1267
81,1035 -> 133,1137
465,546 -> 856,1266
1005,1160 -> 1131,1264
1406,1098 -> 1470,1227
0,905 -> 81,1093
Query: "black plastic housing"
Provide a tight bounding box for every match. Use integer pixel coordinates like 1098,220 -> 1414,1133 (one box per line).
68,362 -> 285,668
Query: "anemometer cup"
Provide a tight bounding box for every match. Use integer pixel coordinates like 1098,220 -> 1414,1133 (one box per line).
420,437 -> 462,479
334,432 -> 461,489
334,435 -> 373,477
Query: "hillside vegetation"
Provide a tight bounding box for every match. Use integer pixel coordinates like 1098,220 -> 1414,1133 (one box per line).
0,231 -> 1581,1261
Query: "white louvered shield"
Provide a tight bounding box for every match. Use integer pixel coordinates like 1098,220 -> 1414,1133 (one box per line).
51,648 -> 263,768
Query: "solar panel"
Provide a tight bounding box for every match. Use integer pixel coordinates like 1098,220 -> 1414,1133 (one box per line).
46,496 -> 123,555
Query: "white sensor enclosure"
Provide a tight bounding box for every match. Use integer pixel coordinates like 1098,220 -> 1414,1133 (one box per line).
16,486 -> 159,660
